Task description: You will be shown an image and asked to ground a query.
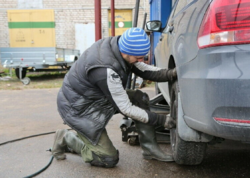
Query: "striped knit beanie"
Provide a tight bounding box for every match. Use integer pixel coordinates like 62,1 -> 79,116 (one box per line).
118,28 -> 150,56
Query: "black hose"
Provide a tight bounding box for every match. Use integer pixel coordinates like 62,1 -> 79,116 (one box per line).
0,130 -> 71,177
23,155 -> 54,178
0,131 -> 56,146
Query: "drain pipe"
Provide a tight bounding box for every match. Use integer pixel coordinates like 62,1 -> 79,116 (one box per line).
111,0 -> 115,36
95,0 -> 102,41
133,0 -> 140,27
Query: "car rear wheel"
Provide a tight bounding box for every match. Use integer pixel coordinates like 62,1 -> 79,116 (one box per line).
170,81 -> 207,165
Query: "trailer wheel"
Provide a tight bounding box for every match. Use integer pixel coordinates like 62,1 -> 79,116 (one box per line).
170,81 -> 207,165
21,77 -> 31,85
15,68 -> 27,79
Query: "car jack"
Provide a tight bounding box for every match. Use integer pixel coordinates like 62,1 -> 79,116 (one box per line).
120,93 -> 170,145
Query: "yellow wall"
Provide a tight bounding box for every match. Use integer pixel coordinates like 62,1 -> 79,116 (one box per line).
108,9 -> 132,36
8,9 -> 56,47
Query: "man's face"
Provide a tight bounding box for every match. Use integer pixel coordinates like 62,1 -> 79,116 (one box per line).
121,53 -> 144,64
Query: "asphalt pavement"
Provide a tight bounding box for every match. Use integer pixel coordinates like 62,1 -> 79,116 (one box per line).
1,87 -> 250,178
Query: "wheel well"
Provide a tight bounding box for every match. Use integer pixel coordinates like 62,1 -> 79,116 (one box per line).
168,55 -> 176,69
168,55 -> 176,95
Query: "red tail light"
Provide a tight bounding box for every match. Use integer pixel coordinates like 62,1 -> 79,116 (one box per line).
198,0 -> 250,49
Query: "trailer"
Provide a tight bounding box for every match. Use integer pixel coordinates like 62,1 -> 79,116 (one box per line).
0,47 -> 80,84
0,9 -> 80,84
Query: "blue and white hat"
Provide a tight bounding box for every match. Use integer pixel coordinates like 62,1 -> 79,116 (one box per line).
118,28 -> 150,56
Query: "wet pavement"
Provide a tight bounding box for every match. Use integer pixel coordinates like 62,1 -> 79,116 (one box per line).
1,87 -> 250,178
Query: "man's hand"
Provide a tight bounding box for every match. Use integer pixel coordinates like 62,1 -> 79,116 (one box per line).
150,114 -> 176,129
167,68 -> 177,81
164,114 -> 176,129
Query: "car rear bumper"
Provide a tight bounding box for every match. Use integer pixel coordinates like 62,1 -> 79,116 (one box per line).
179,44 -> 250,142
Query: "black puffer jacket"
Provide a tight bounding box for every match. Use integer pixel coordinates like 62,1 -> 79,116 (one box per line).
57,36 -> 130,145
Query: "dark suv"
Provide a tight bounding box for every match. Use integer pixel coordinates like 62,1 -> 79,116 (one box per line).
146,0 -> 250,165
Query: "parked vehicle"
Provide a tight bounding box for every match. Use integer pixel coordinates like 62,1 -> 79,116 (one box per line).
146,0 -> 250,165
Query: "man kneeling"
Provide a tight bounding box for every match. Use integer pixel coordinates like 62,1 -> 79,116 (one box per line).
52,27 -> 177,167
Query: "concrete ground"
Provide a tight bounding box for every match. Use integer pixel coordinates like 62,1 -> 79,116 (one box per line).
0,87 -> 175,178
1,87 -> 250,178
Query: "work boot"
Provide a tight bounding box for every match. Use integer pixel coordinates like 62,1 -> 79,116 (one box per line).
134,120 -> 174,162
65,131 -> 85,155
126,89 -> 174,162
52,129 -> 68,160
52,129 -> 85,160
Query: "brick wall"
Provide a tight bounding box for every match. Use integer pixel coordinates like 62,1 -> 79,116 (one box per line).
0,0 -> 150,49
0,0 -> 17,47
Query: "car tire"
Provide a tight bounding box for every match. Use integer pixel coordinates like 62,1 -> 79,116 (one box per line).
15,68 -> 27,79
170,81 -> 207,165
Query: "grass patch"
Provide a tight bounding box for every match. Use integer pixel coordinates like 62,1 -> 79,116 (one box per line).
0,66 -> 66,90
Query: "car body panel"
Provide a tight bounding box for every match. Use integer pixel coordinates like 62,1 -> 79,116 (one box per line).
154,0 -> 250,142
155,0 -> 210,104
180,44 -> 250,141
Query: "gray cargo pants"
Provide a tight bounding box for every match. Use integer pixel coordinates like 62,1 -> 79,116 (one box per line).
77,89 -> 149,167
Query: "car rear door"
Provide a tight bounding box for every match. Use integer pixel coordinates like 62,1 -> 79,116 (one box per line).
155,0 -> 198,103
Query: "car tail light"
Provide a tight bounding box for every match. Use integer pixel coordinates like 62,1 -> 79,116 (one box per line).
214,117 -> 250,125
198,0 -> 250,49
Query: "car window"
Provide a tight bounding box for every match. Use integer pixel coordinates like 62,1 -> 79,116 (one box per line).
172,0 -> 177,6
162,0 -> 179,33
162,0 -> 196,33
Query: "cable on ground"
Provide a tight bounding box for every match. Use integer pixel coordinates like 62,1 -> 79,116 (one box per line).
0,131 -> 69,177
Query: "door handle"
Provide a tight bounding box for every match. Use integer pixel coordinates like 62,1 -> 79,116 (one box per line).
160,36 -> 164,41
169,26 -> 174,33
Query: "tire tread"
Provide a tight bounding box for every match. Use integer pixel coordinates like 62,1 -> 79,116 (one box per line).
170,81 -> 207,165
